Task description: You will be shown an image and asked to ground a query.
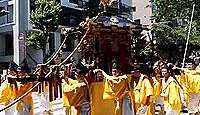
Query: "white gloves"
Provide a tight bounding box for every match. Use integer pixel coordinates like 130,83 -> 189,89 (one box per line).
136,105 -> 148,115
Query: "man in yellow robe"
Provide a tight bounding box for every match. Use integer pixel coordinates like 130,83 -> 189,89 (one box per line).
62,61 -> 90,115
131,65 -> 154,115
161,66 -> 182,115
0,61 -> 18,115
182,61 -> 200,114
15,58 -> 34,115
93,62 -> 134,115
0,59 -> 34,115
152,66 -> 164,115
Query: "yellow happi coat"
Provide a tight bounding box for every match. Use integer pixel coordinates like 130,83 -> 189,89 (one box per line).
0,80 -> 17,112
152,77 -> 162,100
16,82 -> 34,115
134,74 -> 153,113
89,74 -> 133,115
103,75 -> 129,99
62,78 -> 89,114
161,76 -> 182,115
0,80 -> 34,115
180,69 -> 200,102
182,69 -> 200,93
103,74 -> 130,115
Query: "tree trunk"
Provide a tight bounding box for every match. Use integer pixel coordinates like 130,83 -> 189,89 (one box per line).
42,31 -> 49,63
43,45 -> 46,63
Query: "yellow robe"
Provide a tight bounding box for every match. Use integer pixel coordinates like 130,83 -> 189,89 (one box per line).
103,75 -> 129,100
134,74 -> 153,113
62,78 -> 90,115
0,80 -> 17,112
102,75 -> 130,115
181,69 -> 200,102
62,78 -> 89,107
90,82 -> 121,115
152,77 -> 162,100
0,80 -> 34,114
16,82 -> 34,115
161,77 -> 182,115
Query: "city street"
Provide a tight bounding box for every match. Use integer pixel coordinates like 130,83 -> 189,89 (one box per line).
1,0 -> 200,115
0,92 -> 191,115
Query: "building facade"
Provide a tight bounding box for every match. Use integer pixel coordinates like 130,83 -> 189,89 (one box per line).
0,0 -> 134,72
132,0 -> 152,26
0,0 -> 87,70
0,0 -> 25,69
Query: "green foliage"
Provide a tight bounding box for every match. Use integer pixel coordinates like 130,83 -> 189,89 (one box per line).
151,0 -> 200,49
26,31 -> 45,49
30,0 -> 61,32
153,23 -> 185,45
152,0 -> 200,22
27,0 -> 61,50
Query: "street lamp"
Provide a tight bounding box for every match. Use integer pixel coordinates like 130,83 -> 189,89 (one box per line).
0,7 -> 9,17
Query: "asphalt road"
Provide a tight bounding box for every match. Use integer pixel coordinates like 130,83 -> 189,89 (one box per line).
0,92 -> 192,115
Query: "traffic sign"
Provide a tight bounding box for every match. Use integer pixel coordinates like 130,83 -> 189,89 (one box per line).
18,33 -> 24,41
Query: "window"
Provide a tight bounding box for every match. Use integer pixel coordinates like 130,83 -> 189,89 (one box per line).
69,0 -> 78,4
0,16 -> 6,24
7,5 -> 13,23
30,0 -> 36,12
5,34 -> 13,55
0,7 -> 6,24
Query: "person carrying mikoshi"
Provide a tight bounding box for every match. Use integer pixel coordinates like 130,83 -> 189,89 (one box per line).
182,61 -> 200,115
0,61 -> 18,115
152,61 -> 164,115
161,65 -> 183,115
94,62 -> 134,115
0,59 -> 34,115
15,58 -> 34,115
62,60 -> 90,115
131,64 -> 153,115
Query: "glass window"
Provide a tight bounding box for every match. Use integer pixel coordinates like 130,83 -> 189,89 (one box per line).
69,0 -> 78,4
0,16 -> 6,24
7,5 -> 13,23
5,34 -> 13,55
0,7 -> 6,24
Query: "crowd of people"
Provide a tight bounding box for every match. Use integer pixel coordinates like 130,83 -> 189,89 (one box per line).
61,58 -> 200,115
0,59 -> 34,115
0,57 -> 200,115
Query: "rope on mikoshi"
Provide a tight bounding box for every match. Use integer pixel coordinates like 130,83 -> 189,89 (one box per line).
0,70 -> 52,112
58,27 -> 90,67
45,32 -> 70,65
0,11 -> 102,111
44,29 -> 82,65
0,27 -> 90,112
58,11 -> 104,67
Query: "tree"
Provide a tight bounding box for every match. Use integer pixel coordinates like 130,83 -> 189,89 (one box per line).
151,0 -> 200,56
27,0 -> 61,62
